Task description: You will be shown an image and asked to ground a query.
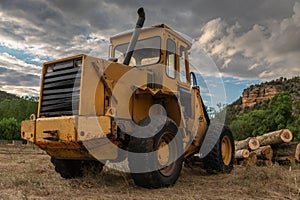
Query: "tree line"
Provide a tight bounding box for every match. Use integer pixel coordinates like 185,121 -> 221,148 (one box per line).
216,92 -> 300,141
0,97 -> 38,140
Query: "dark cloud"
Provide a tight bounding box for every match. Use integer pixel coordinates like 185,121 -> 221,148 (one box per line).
196,3 -> 300,80
102,0 -> 296,36
0,67 -> 40,87
1,0 -> 295,38
0,0 -> 299,97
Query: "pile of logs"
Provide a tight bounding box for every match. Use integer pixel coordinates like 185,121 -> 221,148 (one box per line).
235,129 -> 299,166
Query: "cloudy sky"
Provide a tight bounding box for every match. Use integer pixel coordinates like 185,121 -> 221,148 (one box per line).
0,0 -> 299,106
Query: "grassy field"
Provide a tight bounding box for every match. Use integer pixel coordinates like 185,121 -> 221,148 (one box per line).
0,145 -> 300,200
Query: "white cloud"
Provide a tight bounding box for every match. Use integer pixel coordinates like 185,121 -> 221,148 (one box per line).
0,10 -> 110,60
31,57 -> 47,64
194,2 -> 300,80
293,2 -> 300,25
0,85 -> 39,97
0,52 -> 40,96
198,18 -> 226,44
0,53 -> 40,76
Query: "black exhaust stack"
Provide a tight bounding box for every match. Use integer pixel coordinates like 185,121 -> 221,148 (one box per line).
123,7 -> 145,65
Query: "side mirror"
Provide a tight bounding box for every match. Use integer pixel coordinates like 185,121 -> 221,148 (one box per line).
109,58 -> 118,62
190,72 -> 198,87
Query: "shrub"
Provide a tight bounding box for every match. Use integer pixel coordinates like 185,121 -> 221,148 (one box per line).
0,117 -> 20,140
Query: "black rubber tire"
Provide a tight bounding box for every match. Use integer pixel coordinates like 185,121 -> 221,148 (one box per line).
51,158 -> 83,179
50,158 -> 104,179
128,118 -> 183,188
202,125 -> 235,174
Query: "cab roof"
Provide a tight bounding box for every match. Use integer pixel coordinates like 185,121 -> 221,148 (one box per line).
110,24 -> 192,48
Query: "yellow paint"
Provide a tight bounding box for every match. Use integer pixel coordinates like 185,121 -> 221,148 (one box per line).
77,116 -> 111,140
21,120 -> 36,143
22,24 -> 209,162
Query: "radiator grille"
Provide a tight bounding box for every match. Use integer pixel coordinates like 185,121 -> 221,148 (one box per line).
40,58 -> 82,117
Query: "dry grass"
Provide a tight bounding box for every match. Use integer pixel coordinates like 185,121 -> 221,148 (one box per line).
0,145 -> 300,200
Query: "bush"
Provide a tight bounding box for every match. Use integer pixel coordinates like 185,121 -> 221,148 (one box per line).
0,97 -> 37,140
0,117 -> 21,140
0,99 -> 38,122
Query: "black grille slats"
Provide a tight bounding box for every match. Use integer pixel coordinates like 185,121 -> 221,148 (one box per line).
40,59 -> 82,117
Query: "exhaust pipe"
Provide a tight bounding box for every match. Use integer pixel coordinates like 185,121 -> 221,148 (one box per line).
123,7 -> 145,65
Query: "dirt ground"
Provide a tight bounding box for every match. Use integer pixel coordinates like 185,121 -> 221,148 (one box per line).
0,145 -> 300,200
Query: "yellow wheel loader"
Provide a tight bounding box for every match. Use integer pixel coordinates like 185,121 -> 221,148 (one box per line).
21,8 -> 234,188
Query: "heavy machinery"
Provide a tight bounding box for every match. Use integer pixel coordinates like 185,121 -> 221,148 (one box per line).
21,8 -> 234,188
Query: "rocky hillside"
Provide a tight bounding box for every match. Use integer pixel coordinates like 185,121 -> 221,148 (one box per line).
220,76 -> 300,141
242,85 -> 281,108
241,77 -> 300,108
225,76 -> 300,120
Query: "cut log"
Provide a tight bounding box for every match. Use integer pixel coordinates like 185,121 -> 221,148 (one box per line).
264,159 -> 273,167
256,159 -> 273,167
241,152 -> 257,166
235,149 -> 250,159
273,156 -> 296,166
272,142 -> 300,162
296,143 -> 300,162
256,129 -> 293,146
253,145 -> 273,161
235,137 -> 260,151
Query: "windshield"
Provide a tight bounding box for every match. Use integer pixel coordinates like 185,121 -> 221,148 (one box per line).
114,36 -> 161,66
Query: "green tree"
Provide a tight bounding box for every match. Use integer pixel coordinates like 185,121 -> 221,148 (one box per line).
0,99 -> 37,122
0,118 -> 20,140
230,110 -> 269,140
294,100 -> 300,115
0,97 -> 37,140
230,92 -> 293,140
287,115 -> 300,141
268,91 -> 292,130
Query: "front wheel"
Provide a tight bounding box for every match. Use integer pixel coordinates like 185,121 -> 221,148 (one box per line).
128,118 -> 183,188
202,125 -> 235,174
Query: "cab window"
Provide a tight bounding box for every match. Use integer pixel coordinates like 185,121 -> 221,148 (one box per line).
114,36 -> 161,66
179,46 -> 187,83
166,38 -> 176,78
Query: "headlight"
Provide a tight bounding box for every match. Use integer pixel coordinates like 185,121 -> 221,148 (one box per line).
47,65 -> 54,73
75,59 -> 82,68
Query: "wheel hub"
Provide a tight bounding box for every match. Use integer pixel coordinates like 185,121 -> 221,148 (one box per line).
221,135 -> 232,165
158,139 -> 170,166
157,132 -> 177,177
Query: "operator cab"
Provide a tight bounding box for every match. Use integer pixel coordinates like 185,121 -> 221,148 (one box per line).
110,24 -> 193,87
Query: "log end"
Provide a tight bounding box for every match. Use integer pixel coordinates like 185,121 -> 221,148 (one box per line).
235,149 -> 250,159
295,143 -> 300,162
261,146 -> 273,161
243,149 -> 250,158
280,129 -> 293,143
264,160 -> 273,167
248,138 -> 260,150
242,152 -> 257,166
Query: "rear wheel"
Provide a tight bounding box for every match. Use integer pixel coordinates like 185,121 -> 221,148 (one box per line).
51,158 -> 104,179
203,125 -> 235,174
128,118 -> 183,188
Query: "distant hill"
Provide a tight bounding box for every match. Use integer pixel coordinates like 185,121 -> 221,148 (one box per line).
216,76 -> 300,141
0,91 -> 19,102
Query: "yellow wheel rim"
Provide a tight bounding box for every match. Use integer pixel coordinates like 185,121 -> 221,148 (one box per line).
221,135 -> 232,165
157,132 -> 176,177
158,139 -> 170,166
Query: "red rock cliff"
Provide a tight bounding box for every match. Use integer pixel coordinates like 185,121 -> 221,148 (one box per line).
242,85 -> 283,108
